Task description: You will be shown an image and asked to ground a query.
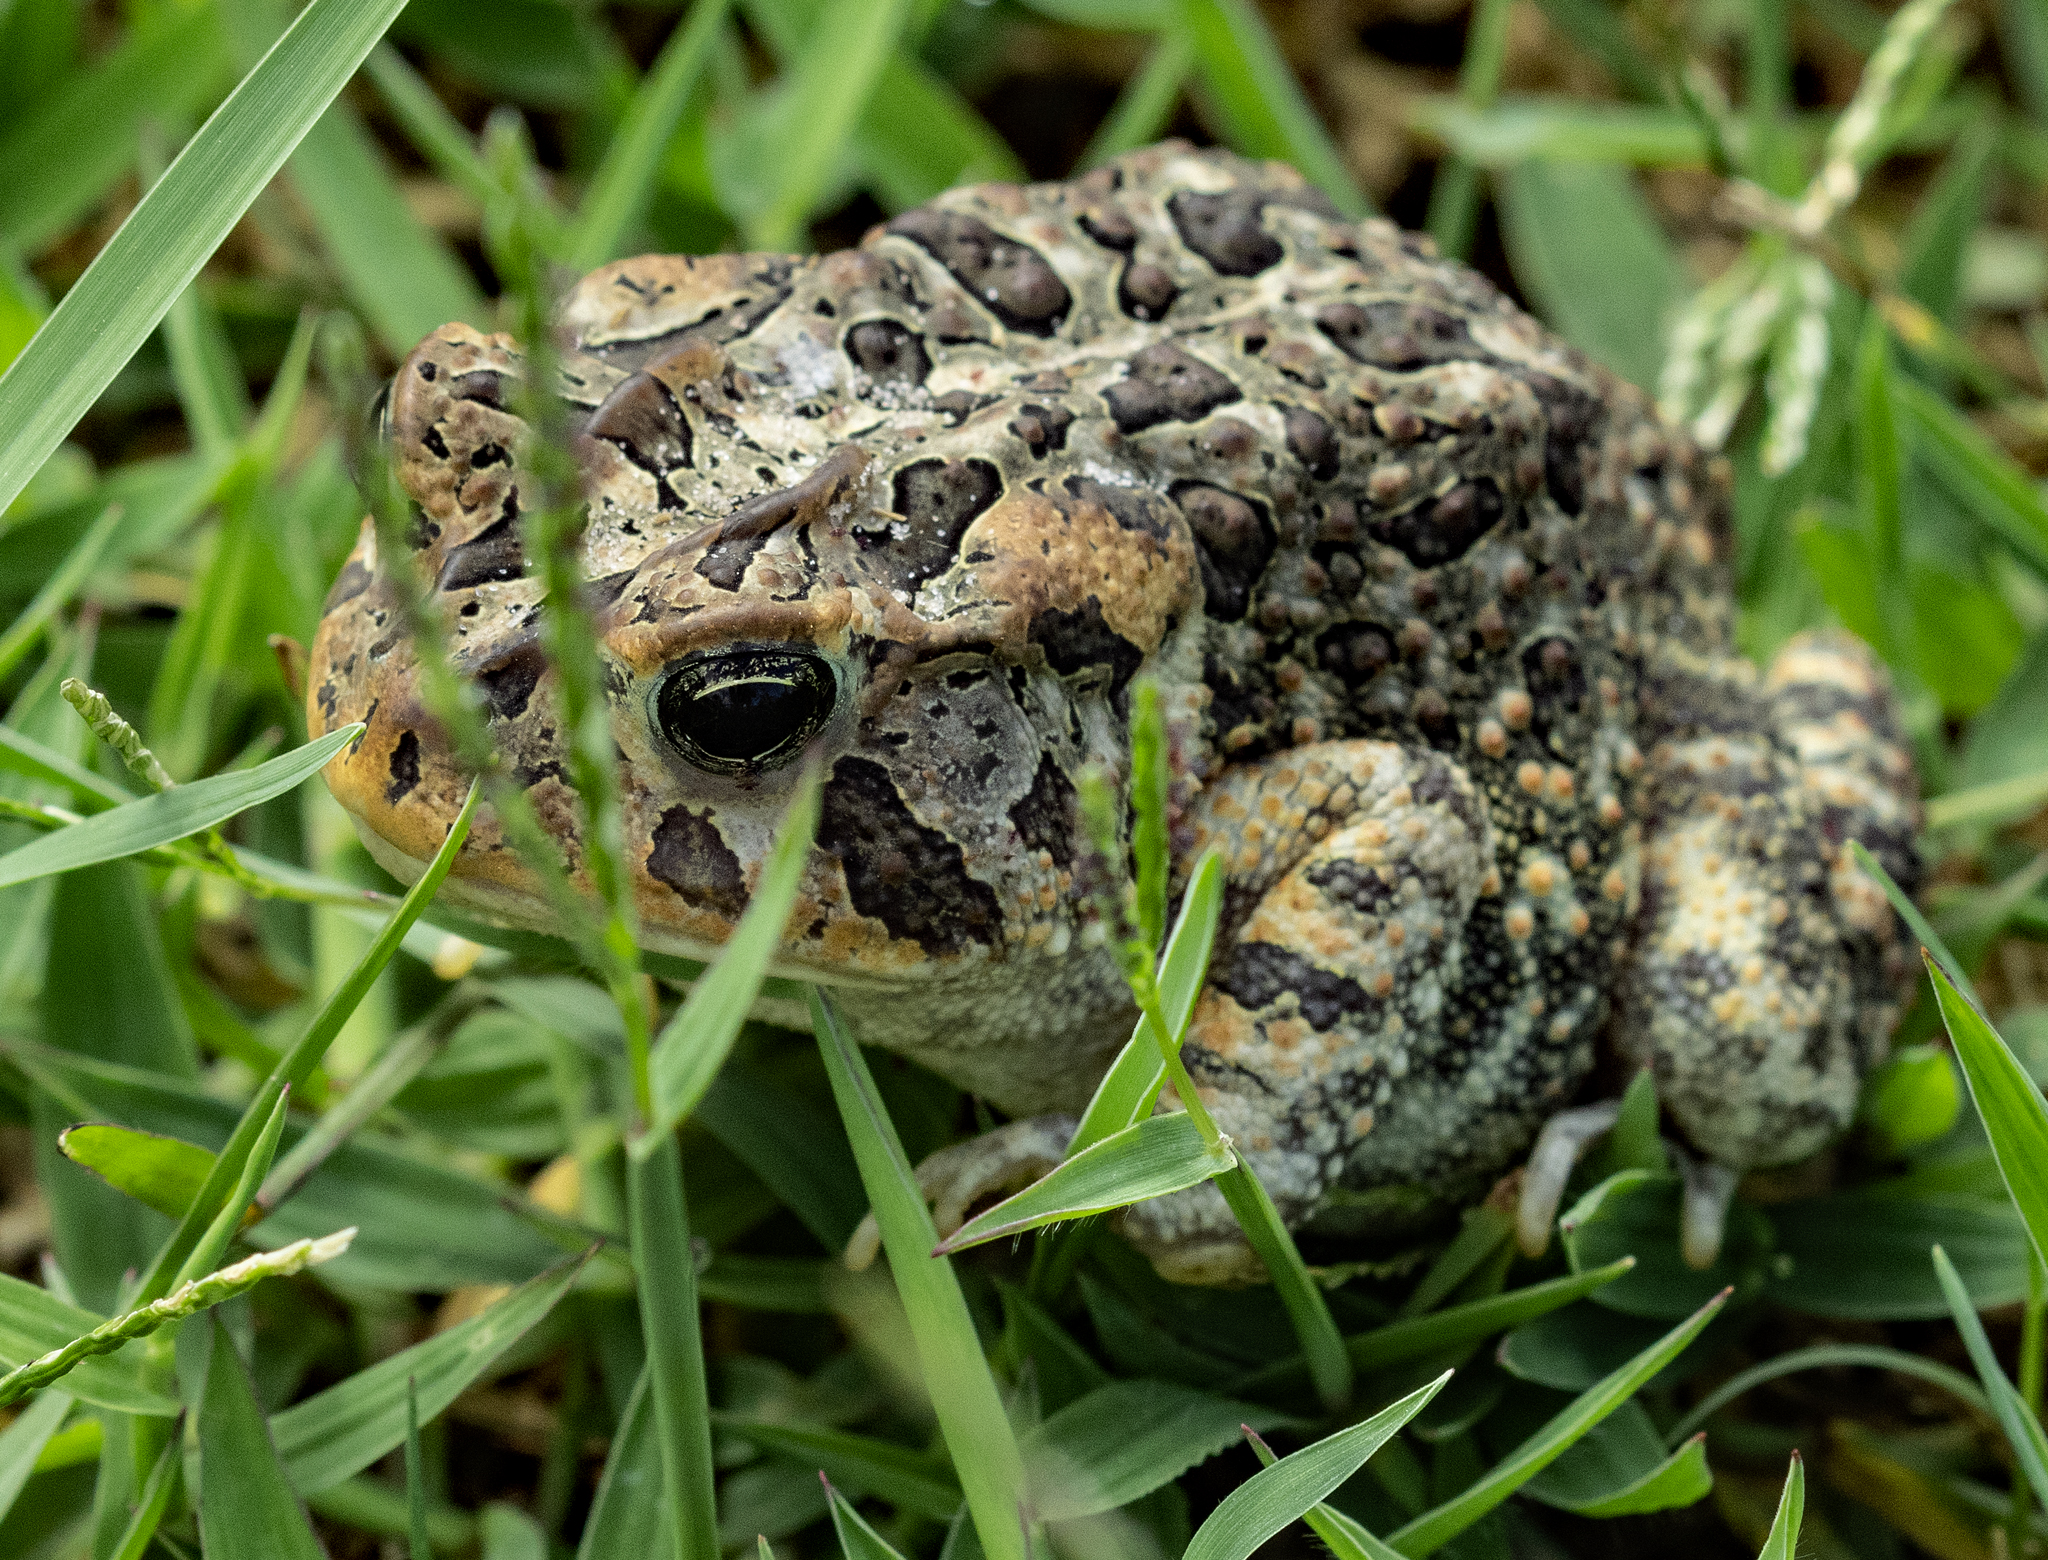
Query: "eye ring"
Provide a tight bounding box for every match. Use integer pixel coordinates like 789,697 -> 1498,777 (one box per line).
655,648 -> 837,777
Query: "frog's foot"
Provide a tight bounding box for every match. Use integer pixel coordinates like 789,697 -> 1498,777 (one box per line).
842,1115 -> 1076,1271
1514,1101 -> 1622,1258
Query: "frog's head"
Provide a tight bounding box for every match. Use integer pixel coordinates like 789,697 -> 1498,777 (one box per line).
309,308 -> 1200,981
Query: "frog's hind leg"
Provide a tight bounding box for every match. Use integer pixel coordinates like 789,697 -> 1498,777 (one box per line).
1602,630 -> 1918,1263
1119,738 -> 1579,1284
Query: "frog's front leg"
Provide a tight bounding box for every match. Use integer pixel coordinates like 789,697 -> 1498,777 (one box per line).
1117,738 -> 1513,1284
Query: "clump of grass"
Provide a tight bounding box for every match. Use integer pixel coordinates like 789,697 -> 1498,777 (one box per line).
0,0 -> 2045,1557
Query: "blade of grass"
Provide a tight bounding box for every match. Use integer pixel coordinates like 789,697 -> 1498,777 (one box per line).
936,1113 -> 1235,1253
745,0 -> 914,250
362,44 -> 503,211
823,1476 -> 913,1560
1424,0 -> 1512,258
1181,1374 -> 1448,1560
272,1254 -> 585,1494
1932,1244 -> 2048,1510
106,1427 -> 178,1560
568,0 -> 734,268
576,1367 -> 665,1560
712,1417 -> 959,1518
1174,0 -> 1367,217
0,502 -> 119,684
1387,1289 -> 1730,1555
1852,839 -> 1973,1001
628,1129 -> 719,1560
0,1390 -> 73,1525
406,1376 -> 430,1560
1244,1427 -> 1404,1560
196,1316 -> 327,1560
1080,32 -> 1193,168
1926,953 -> 2048,1269
812,989 -> 1030,1560
643,768 -> 819,1145
1756,1454 -> 1804,1560
1665,1342 -> 1990,1444
0,0 -> 413,518
0,1277 -> 178,1416
0,722 -> 360,888
130,779 -> 478,1307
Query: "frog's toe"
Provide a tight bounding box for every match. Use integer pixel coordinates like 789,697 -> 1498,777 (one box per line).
1514,1101 -> 1623,1258
842,1115 -> 1077,1271
1678,1152 -> 1740,1271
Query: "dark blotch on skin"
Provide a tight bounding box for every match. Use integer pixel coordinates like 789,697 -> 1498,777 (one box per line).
1008,402 -> 1074,456
1284,406 -> 1339,480
647,804 -> 749,919
580,372 -> 694,511
1009,753 -> 1078,870
884,458 -> 1002,584
385,730 -> 421,803
1103,342 -> 1241,434
438,510 -> 527,590
1213,940 -> 1376,1032
422,427 -> 450,460
323,558 -> 373,615
845,320 -> 932,389
1317,301 -> 1477,371
698,445 -> 867,591
1030,597 -> 1145,694
820,756 -> 1002,954
1078,207 -> 1138,251
454,369 -> 508,408
1365,479 -> 1505,569
887,209 -> 1071,336
1064,475 -> 1174,538
475,639 -> 545,721
1306,858 -> 1396,916
1118,262 -> 1179,321
1168,188 -> 1284,276
1317,622 -> 1395,687
1172,482 -> 1275,621
1528,374 -> 1603,515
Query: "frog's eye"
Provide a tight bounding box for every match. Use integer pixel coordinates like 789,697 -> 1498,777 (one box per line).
656,650 -> 836,776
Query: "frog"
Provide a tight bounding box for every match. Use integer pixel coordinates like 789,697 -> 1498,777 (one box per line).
307,140 -> 1921,1285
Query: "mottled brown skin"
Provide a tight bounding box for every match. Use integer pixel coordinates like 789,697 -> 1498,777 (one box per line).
309,142 -> 1920,1283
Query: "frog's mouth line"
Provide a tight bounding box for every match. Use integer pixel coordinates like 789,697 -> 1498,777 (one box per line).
352,820 -> 920,993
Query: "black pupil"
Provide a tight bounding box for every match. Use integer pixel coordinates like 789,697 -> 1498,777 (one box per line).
659,653 -> 831,773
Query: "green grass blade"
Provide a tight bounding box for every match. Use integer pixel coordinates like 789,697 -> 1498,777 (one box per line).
171,1086 -> 291,1290
0,724 -> 132,810
0,8 -> 232,254
568,0 -> 734,268
1241,1430 -> 1409,1560
1423,0 -> 1511,258
1896,372 -> 2048,582
0,724 -> 361,890
745,0 -> 915,250
1755,1454 -> 1804,1560
287,100 -> 487,355
1926,953 -> 2048,1270
1081,32 -> 1193,168
712,1417 -> 959,1518
1851,839 -> 1974,1002
1666,1342 -> 1989,1444
0,501 -> 119,684
1071,849 -> 1222,1149
576,1367 -> 666,1560
1541,1432 -> 1711,1516
1931,1244 -> 2048,1510
645,768 -> 819,1144
196,1317 -> 327,1560
1025,1379 -> 1289,1521
1214,1162 -> 1353,1409
106,1424 -> 179,1560
0,1389 -> 72,1524
273,1254 -> 584,1495
937,1113 -> 1234,1254
627,1129 -> 720,1560
130,778 -> 479,1305
823,1476 -> 913,1560
406,1376 -> 431,1560
0,0 -> 411,518
1182,1373 -> 1448,1560
1173,0 -> 1367,217
812,989 -> 1030,1560
1388,1290 -> 1729,1554
362,44 -> 503,211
